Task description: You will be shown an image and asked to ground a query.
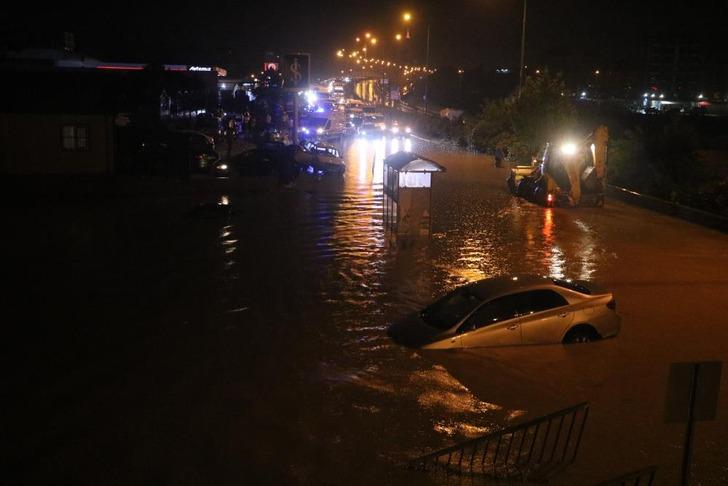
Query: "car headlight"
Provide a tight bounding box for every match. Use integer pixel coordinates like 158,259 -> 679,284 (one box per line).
317,128 -> 324,134
391,126 -> 399,134
560,142 -> 578,156
218,164 -> 228,170
361,130 -> 367,135
301,127 -> 309,134
405,126 -> 411,134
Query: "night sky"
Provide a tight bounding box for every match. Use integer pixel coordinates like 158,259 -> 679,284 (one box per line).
5,1 -> 727,77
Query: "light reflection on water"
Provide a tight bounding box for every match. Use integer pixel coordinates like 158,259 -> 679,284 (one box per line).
218,137 -> 612,474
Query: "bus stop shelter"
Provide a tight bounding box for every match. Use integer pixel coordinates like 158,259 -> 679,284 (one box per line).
383,151 -> 446,238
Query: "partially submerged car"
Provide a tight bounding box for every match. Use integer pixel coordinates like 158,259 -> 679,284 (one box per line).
302,141 -> 345,175
388,274 -> 620,349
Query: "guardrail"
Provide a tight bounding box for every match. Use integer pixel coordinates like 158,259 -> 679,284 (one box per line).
595,465 -> 657,485
409,402 -> 589,481
607,185 -> 728,233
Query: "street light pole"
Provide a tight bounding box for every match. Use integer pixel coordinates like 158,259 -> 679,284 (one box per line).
518,0 -> 527,96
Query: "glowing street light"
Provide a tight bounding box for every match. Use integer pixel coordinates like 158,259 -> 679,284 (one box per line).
395,33 -> 402,41
365,32 -> 371,39
370,37 -> 377,45
403,12 -> 412,22
355,37 -> 360,43
336,50 -> 344,58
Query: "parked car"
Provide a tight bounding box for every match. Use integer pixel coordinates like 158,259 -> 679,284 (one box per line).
195,113 -> 222,140
169,130 -> 219,173
230,142 -> 287,176
388,274 -> 620,349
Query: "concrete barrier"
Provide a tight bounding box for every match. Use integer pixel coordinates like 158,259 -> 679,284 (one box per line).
607,185 -> 728,233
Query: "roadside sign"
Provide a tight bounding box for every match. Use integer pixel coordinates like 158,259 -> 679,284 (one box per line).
263,62 -> 279,72
665,361 -> 722,423
281,53 -> 310,90
665,361 -> 722,486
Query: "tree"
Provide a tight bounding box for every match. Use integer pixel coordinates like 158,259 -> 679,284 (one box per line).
509,70 -> 576,160
469,71 -> 576,162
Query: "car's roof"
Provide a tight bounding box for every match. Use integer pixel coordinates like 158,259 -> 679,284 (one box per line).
310,141 -> 338,150
464,274 -> 566,300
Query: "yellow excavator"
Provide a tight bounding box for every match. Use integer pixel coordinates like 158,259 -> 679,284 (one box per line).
507,125 -> 608,207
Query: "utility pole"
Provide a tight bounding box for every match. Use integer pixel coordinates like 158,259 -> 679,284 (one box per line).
424,24 -> 431,114
518,0 -> 527,96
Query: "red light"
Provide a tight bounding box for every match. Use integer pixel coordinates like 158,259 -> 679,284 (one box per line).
547,194 -> 554,202
96,65 -> 144,71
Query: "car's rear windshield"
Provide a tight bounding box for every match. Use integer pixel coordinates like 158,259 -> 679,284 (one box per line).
552,278 -> 591,295
420,288 -> 482,330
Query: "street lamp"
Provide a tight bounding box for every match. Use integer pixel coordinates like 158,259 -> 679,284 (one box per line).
395,33 -> 402,41
401,11 -> 431,113
403,12 -> 412,39
370,37 -> 377,45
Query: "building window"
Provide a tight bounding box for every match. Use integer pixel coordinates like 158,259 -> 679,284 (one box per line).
62,125 -> 89,151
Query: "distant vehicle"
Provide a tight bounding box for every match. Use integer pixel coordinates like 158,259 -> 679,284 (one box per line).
389,120 -> 412,136
358,121 -> 386,136
388,274 -> 620,349
362,106 -> 383,118
299,117 -> 333,140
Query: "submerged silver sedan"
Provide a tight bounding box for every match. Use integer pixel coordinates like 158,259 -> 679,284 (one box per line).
388,274 -> 620,349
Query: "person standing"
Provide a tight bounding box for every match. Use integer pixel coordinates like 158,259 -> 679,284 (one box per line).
225,118 -> 236,161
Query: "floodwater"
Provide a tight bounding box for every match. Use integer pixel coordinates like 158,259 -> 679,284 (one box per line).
4,136 -> 728,484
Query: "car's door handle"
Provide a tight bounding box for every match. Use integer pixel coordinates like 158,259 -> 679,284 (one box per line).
559,312 -> 569,318
507,324 -> 520,331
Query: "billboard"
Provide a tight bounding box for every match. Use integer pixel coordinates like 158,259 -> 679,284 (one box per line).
281,53 -> 310,90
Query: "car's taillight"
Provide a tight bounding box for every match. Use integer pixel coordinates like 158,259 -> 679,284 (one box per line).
607,298 -> 616,310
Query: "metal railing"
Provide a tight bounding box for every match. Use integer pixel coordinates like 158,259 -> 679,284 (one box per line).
595,465 -> 657,486
409,402 -> 589,481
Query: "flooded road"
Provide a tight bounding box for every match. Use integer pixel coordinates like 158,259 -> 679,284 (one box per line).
4,136 -> 728,484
